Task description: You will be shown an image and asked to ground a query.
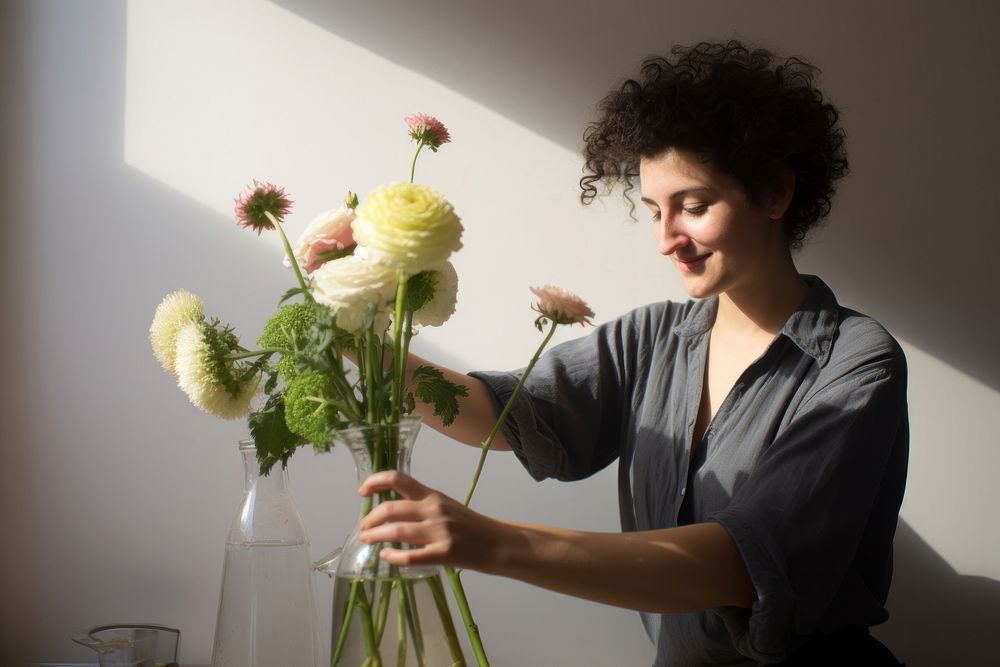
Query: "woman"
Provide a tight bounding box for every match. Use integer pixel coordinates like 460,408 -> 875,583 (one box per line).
358,41 -> 908,666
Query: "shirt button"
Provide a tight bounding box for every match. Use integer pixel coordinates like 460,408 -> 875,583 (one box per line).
680,487 -> 687,497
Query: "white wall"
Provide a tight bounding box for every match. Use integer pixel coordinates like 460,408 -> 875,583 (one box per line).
2,1 -> 998,665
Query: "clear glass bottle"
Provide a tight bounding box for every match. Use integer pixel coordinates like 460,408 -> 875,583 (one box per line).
211,441 -> 322,667
325,416 -> 466,667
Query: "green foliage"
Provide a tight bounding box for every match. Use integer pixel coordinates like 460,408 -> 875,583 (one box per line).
200,319 -> 249,399
249,393 -> 306,475
283,371 -> 344,447
277,355 -> 299,382
263,367 -> 279,395
296,305 -> 356,375
279,287 -> 308,304
257,303 -> 318,349
405,271 -> 438,313
409,365 -> 468,426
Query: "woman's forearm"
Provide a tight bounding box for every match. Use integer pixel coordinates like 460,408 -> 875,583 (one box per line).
358,472 -> 755,615
403,351 -> 512,451
489,520 -> 755,614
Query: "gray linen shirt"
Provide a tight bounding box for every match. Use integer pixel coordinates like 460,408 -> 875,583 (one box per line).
470,275 -> 908,666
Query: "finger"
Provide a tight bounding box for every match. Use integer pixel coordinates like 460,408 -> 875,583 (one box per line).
358,470 -> 428,500
359,521 -> 435,546
358,499 -> 425,531
377,543 -> 450,567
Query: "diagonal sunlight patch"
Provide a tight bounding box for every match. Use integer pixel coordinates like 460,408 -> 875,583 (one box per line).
123,0 -> 571,246
897,344 -> 1000,578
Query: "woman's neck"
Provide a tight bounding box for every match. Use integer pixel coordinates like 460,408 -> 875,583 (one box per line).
715,259 -> 808,338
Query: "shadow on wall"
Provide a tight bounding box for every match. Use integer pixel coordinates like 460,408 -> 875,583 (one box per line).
875,519 -> 1000,666
272,0 -> 1000,391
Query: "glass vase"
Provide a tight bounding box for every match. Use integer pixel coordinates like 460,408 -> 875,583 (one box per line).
211,441 -> 323,667
327,416 -> 466,667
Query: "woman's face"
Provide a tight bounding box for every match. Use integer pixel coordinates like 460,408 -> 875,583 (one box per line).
639,148 -> 788,300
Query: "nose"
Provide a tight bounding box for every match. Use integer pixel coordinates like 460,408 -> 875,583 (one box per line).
655,216 -> 690,256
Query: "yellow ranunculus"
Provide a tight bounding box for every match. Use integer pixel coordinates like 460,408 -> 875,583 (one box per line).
352,182 -> 463,274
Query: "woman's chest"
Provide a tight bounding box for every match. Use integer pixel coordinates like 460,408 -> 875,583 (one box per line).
625,334 -> 817,529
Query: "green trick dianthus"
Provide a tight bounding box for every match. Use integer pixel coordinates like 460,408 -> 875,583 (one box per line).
257,303 -> 318,350
283,371 -> 337,445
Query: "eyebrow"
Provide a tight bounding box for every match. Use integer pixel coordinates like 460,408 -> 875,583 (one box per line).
640,187 -> 714,207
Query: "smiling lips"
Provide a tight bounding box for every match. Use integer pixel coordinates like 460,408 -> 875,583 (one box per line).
675,253 -> 711,271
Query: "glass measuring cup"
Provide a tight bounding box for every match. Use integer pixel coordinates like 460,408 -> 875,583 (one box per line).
71,624 -> 180,667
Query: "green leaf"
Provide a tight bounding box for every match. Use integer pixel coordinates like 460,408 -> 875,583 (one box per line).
405,271 -> 438,312
263,368 -> 279,395
249,394 -> 307,475
410,365 -> 468,426
279,287 -> 306,304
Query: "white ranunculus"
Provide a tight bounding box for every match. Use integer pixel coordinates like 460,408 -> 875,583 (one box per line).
352,182 -> 463,274
310,255 -> 399,333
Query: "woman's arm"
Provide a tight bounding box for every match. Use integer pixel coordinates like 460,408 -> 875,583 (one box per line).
358,471 -> 755,614
402,351 -> 512,451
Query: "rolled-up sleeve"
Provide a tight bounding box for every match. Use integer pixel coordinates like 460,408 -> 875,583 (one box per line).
469,312 -> 645,482
709,339 -> 909,662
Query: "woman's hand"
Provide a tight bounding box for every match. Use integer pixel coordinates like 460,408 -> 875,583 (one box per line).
358,471 -> 508,570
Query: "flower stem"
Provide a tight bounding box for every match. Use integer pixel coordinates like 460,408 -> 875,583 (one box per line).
444,566 -> 489,666
390,272 -> 408,423
329,353 -> 365,424
332,579 -> 361,666
264,211 -> 313,301
224,347 -> 281,361
355,585 -> 381,664
399,579 -> 427,667
463,319 -> 558,507
396,587 -> 408,666
375,577 -> 393,645
365,326 -> 381,426
409,142 -> 425,183
427,573 -> 467,666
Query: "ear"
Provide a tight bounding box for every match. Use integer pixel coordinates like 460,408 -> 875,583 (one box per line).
767,168 -> 796,221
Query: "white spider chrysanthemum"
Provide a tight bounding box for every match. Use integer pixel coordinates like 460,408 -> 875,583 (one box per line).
150,289 -> 204,376
412,261 -> 458,328
310,254 -> 398,333
174,322 -> 259,420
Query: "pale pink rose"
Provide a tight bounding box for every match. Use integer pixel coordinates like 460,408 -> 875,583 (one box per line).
287,207 -> 357,274
530,285 -> 595,328
405,113 -> 451,149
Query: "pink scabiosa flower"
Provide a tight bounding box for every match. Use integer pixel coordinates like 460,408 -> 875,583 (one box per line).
234,180 -> 293,234
405,113 -> 451,151
530,285 -> 595,330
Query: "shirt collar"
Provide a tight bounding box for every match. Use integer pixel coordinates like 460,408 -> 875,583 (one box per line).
674,274 -> 840,368
781,274 -> 840,367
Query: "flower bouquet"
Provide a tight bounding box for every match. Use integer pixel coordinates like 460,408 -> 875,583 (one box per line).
150,114 -> 593,666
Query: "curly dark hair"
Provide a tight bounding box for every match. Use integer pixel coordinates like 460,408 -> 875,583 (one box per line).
580,40 -> 849,250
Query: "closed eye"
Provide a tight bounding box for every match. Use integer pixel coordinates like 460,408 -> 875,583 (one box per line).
684,203 -> 708,216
